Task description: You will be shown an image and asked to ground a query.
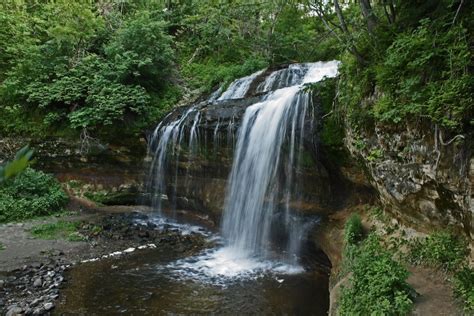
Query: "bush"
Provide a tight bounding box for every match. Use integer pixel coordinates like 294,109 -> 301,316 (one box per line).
182,57 -> 268,93
453,267 -> 474,311
374,20 -> 472,130
407,231 -> 469,272
0,168 -> 68,223
344,213 -> 364,245
340,234 -> 414,315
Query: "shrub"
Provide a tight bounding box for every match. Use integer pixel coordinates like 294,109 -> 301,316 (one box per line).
407,231 -> 469,272
0,168 -> 68,223
453,267 -> 474,311
340,234 -> 413,315
344,213 -> 364,245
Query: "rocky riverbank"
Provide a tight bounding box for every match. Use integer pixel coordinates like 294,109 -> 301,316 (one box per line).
0,210 -> 209,316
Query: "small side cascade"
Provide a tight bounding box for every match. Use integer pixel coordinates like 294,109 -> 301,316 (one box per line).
217,69 -> 264,101
256,64 -> 308,94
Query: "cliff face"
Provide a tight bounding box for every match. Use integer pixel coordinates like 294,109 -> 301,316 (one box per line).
345,117 -> 473,238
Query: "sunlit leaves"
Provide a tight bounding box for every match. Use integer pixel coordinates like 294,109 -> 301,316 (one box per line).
0,146 -> 34,183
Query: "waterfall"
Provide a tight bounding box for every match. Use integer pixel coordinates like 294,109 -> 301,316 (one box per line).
148,61 -> 339,278
217,69 -> 264,100
147,107 -> 200,216
221,61 -> 339,262
221,87 -> 305,256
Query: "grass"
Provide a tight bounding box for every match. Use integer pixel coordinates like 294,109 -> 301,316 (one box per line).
407,231 -> 469,272
453,267 -> 474,312
30,220 -> 85,242
0,242 -> 5,251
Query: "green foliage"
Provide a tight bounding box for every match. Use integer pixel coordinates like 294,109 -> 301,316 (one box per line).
340,233 -> 414,315
406,230 -> 472,312
407,231 -> 469,272
374,20 -> 472,129
176,1 -> 337,93
30,220 -> 85,242
182,57 -> 268,93
0,2 -> 175,137
0,1 -> 341,140
1,0 -> 471,142
312,78 -> 343,147
333,0 -> 473,132
453,267 -> 474,311
0,145 -> 34,183
0,168 -> 68,223
344,214 -> 364,245
367,148 -> 383,162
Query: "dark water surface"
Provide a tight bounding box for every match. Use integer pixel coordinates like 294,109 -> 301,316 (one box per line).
55,244 -> 329,315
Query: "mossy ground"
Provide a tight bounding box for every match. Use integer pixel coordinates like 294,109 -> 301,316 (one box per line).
30,220 -> 85,242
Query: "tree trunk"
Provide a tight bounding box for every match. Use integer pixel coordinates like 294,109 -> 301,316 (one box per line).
360,0 -> 378,33
333,0 -> 350,34
332,0 -> 366,65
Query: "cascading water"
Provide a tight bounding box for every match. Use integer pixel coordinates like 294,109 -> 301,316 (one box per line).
221,87 -> 310,256
217,69 -> 264,100
147,61 -> 339,281
221,61 -> 339,264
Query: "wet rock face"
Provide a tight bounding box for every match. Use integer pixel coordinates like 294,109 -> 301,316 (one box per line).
345,120 -> 472,237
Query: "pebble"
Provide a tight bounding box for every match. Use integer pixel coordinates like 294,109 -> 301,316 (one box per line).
33,278 -> 42,287
6,306 -> 23,316
43,302 -> 54,311
30,262 -> 42,269
30,298 -> 41,307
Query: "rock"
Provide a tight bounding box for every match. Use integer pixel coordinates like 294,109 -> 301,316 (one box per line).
30,298 -> 41,307
52,250 -> 64,256
32,308 -> 44,315
33,278 -> 42,287
43,302 -> 54,311
0,279 -> 5,288
30,262 -> 42,269
6,306 -> 23,316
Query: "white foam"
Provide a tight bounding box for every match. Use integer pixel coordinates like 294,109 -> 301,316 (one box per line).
302,60 -> 340,84
160,246 -> 304,286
